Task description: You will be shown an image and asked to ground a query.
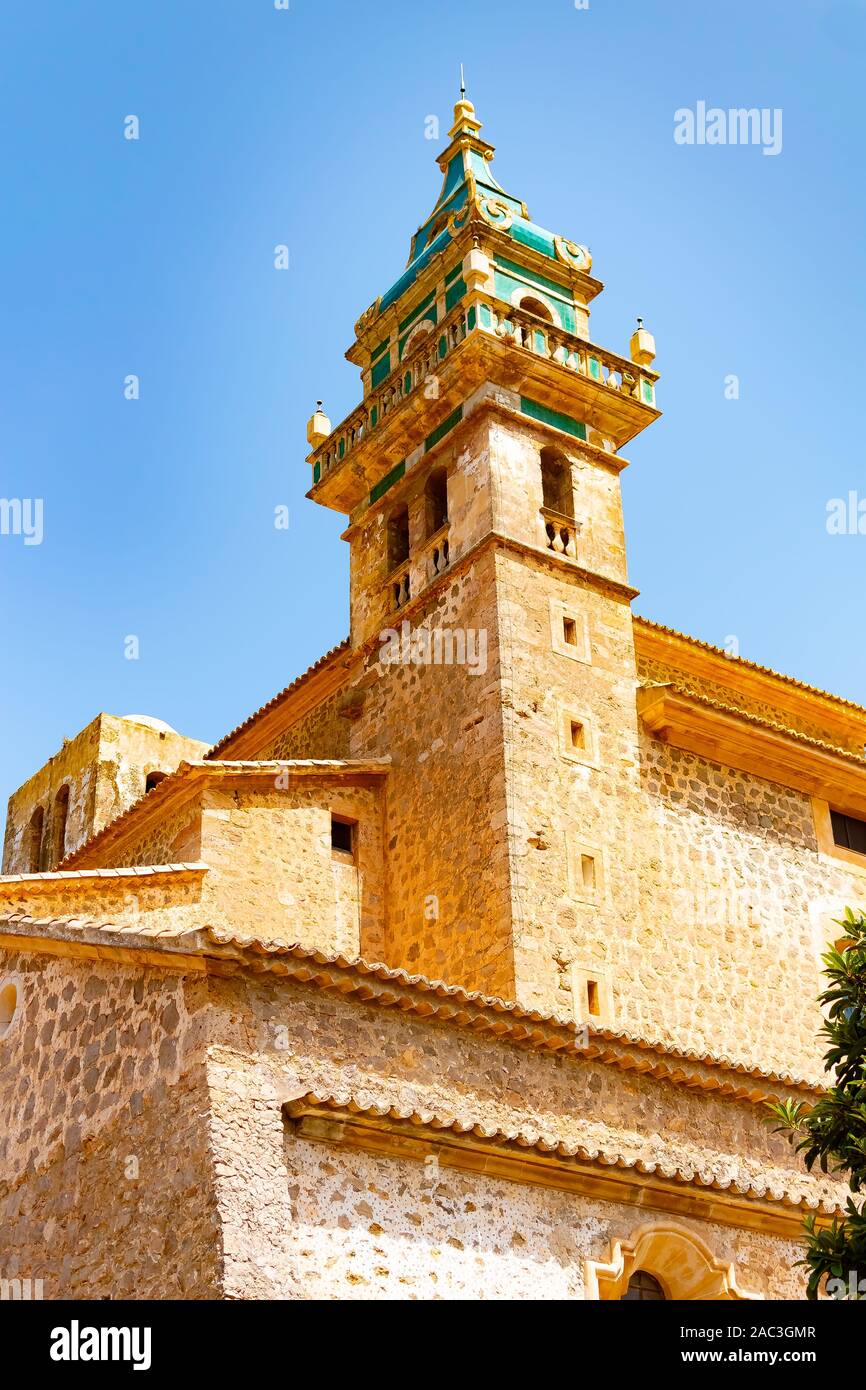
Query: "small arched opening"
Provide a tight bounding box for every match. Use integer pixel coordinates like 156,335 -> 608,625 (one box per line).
51,785 -> 70,866
0,981 -> 18,1040
387,505 -> 410,572
585,1222 -> 762,1301
425,468 -> 449,538
27,806 -> 44,873
619,1270 -> 667,1301
519,294 -> 554,323
402,319 -> 435,357
540,446 -> 575,521
145,771 -> 167,794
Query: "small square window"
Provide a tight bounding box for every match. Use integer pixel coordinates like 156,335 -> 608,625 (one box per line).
567,838 -> 605,904
549,600 -> 591,664
331,816 -> 356,857
571,962 -> 613,1026
585,979 -> 601,1017
559,708 -> 596,765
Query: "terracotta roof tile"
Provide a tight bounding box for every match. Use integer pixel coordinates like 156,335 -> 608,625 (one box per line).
0,914 -> 826,1098
205,930 -> 825,1095
286,1090 -> 840,1215
207,638 -> 352,758
640,681 -> 866,764
0,911 -> 198,942
635,615 -> 866,715
0,863 -> 208,888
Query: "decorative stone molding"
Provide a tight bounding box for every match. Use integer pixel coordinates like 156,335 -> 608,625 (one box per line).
585,1221 -> 763,1301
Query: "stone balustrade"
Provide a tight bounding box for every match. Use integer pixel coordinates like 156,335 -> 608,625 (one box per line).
424,525 -> 451,581
311,305 -> 471,484
309,296 -> 658,488
390,561 -> 411,611
486,303 -> 655,405
540,507 -> 580,558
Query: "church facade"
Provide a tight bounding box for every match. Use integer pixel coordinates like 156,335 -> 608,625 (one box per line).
1,98 -> 864,1300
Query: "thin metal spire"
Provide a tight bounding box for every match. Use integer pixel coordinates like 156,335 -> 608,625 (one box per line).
459,63 -> 466,98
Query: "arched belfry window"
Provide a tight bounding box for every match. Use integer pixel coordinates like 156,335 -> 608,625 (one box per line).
425,468 -> 449,538
51,785 -> 70,865
519,294 -> 553,323
402,318 -> 435,356
387,505 -> 410,571
540,446 -> 575,521
619,1270 -> 667,1301
27,806 -> 44,873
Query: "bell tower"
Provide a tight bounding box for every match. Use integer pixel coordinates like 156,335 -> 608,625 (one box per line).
305,93 -> 660,1016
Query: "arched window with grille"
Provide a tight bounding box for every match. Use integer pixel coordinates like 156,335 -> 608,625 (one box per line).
619,1270 -> 667,1301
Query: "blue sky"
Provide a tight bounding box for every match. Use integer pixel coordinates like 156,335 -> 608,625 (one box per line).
1,0 -> 864,812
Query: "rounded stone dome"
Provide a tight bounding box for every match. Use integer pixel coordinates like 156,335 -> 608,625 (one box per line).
120,715 -> 178,735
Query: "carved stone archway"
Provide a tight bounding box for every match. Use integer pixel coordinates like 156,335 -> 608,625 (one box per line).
585,1221 -> 763,1301
401,319 -> 435,356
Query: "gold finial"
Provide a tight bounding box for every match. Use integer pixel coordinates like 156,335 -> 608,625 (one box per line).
451,64 -> 481,138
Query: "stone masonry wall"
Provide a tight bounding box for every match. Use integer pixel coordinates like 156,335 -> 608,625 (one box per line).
3,718 -> 102,874
492,539 -> 866,1081
111,802 -> 203,869
3,715 -> 207,875
1,942 -> 826,1299
92,717 -> 207,834
344,412 -> 514,995
264,687 -> 352,762
0,950 -> 222,1298
197,783 -> 384,956
204,969 -> 828,1300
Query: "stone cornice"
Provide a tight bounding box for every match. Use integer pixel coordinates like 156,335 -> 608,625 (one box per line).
285,1091 -> 839,1237
639,683 -> 866,818
635,617 -> 866,746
